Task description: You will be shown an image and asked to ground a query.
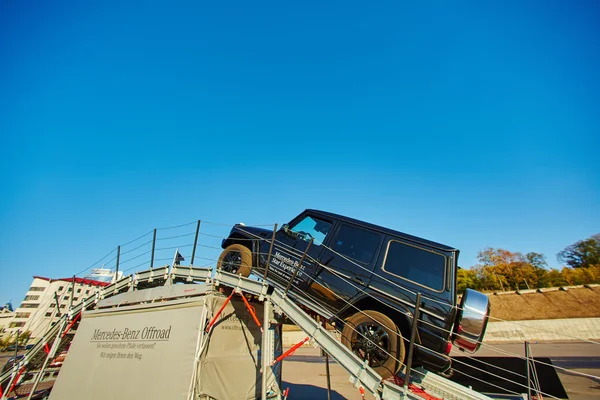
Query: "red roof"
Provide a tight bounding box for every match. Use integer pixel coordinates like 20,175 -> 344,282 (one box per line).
33,276 -> 111,287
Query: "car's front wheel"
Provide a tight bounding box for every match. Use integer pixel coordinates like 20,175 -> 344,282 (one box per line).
341,310 -> 405,379
217,244 -> 252,277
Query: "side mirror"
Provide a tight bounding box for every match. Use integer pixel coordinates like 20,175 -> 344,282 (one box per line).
282,224 -> 299,239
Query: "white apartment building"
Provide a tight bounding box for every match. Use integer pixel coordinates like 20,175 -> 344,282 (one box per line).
5,276 -> 109,340
0,307 -> 15,338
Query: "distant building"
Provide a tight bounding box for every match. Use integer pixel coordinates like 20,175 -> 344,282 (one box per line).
0,307 -> 15,338
84,268 -> 123,283
5,276 -> 110,340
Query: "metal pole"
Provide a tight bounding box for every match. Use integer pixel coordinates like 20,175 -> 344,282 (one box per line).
70,275 -> 75,309
325,353 -> 332,400
13,329 -> 19,362
115,246 -> 120,282
191,220 -> 201,266
316,315 -> 332,400
404,293 -> 421,391
525,341 -> 531,400
150,229 -> 157,269
53,292 -> 61,317
263,224 -> 278,280
261,299 -> 271,400
284,239 -> 313,295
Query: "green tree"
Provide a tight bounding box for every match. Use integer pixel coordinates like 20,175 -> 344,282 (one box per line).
546,269 -> 568,287
472,264 -> 504,291
526,252 -> 548,269
557,234 -> 600,268
457,268 -> 480,293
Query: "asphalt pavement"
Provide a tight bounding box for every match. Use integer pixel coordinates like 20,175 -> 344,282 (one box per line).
3,343 -> 598,399
282,342 -> 600,400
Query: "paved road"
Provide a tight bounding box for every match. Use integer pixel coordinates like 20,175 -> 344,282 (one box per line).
3,343 -> 598,399
282,342 -> 600,400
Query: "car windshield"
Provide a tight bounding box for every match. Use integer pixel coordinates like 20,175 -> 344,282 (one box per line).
290,216 -> 332,245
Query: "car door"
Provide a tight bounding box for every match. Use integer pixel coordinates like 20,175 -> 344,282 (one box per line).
263,214 -> 334,291
306,223 -> 383,313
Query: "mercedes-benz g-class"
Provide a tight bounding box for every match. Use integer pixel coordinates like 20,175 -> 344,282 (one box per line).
218,209 -> 489,378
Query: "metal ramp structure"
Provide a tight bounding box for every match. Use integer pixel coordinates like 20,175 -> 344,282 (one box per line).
1,265 -> 497,400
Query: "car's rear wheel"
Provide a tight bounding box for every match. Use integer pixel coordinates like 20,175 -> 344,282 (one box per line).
217,244 -> 252,277
341,310 -> 405,379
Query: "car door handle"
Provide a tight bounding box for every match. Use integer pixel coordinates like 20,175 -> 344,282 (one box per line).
351,276 -> 365,285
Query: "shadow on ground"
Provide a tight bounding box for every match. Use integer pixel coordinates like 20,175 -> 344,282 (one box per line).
281,382 -> 347,399
451,357 -> 568,398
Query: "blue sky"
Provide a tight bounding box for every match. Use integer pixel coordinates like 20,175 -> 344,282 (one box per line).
1,1 -> 598,306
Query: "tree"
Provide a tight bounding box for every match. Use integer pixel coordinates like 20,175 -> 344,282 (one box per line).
526,252 -> 548,269
557,234 -> 600,268
457,268 -> 480,293
476,248 -> 538,290
546,269 -> 568,287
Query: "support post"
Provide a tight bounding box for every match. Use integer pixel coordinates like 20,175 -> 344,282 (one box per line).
317,316 -> 332,400
13,329 -> 19,363
404,293 -> 421,391
325,353 -> 332,400
150,229 -> 157,270
70,275 -> 75,309
115,245 -> 121,283
284,239 -> 313,295
261,299 -> 271,400
191,220 -> 201,266
263,224 -> 278,280
53,292 -> 61,317
525,341 -> 531,400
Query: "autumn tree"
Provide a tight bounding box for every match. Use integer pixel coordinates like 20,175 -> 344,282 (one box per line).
476,248 -> 540,290
557,234 -> 600,268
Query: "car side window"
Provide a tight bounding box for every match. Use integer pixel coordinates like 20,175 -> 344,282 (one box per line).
290,216 -> 332,245
332,224 -> 380,264
383,240 -> 446,291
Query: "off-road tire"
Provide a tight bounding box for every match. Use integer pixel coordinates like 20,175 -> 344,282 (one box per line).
217,244 -> 252,277
341,310 -> 405,379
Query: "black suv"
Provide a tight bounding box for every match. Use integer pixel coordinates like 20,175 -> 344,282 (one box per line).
218,209 -> 489,378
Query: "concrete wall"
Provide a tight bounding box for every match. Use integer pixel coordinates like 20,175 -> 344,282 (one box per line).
484,317 -> 600,343
281,317 -> 600,347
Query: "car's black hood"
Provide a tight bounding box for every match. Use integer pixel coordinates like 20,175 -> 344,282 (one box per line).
232,224 -> 273,239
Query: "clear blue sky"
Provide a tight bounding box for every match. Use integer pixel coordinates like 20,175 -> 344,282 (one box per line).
1,1 -> 598,307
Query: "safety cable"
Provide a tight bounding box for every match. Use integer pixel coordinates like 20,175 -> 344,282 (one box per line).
119,250 -> 153,266
157,221 -> 197,231
413,343 -> 563,400
216,238 -> 600,392
120,230 -> 154,247
233,225 -> 600,345
156,232 -> 196,241
72,248 -> 117,276
64,217 -> 600,398
120,240 -> 153,256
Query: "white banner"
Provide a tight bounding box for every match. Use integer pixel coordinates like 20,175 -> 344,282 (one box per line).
49,299 -> 205,400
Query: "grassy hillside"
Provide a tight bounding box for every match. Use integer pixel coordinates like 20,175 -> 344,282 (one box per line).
488,285 -> 600,321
